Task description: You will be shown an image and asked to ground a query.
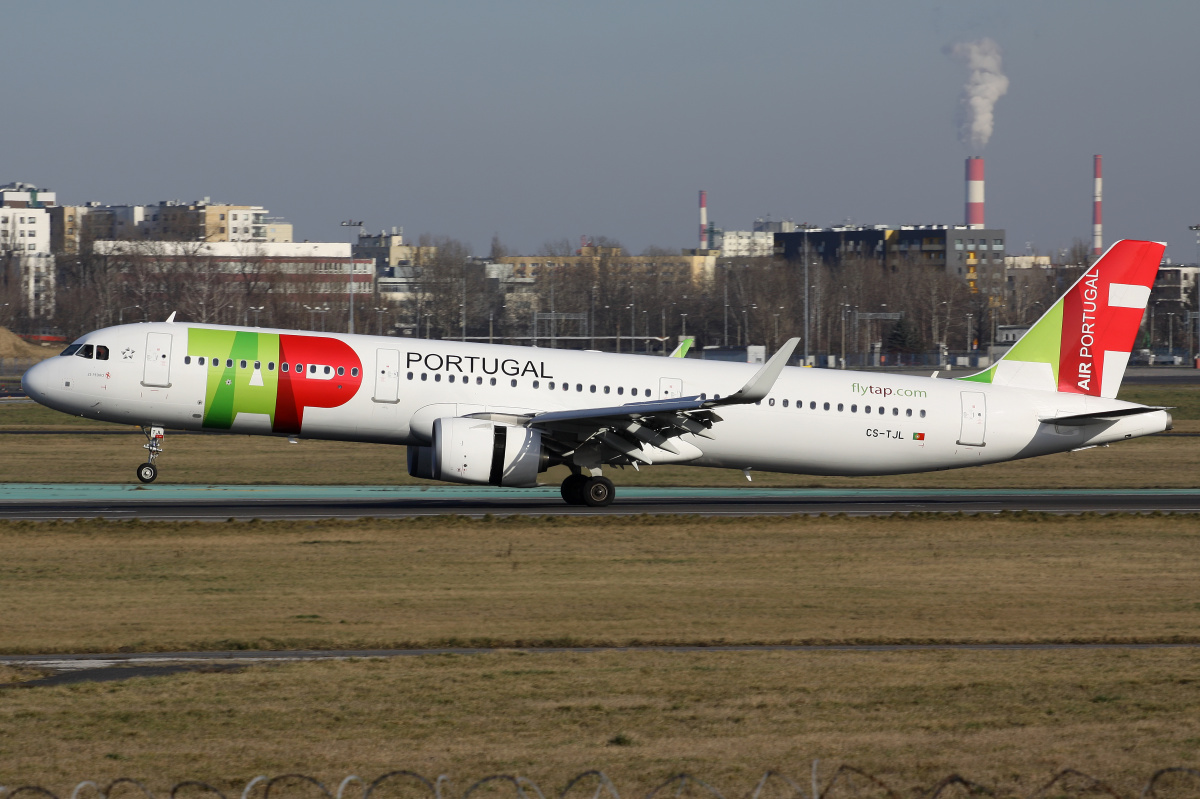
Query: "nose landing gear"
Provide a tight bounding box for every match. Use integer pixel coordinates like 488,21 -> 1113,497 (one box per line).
137,425 -> 165,483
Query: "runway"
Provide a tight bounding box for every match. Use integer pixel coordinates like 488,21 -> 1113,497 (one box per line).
0,483 -> 1198,520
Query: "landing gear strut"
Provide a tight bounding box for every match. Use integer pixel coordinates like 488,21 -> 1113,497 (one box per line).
559,472 -> 615,507
137,425 -> 165,484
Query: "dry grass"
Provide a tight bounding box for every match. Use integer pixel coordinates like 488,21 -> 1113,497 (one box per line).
2,649 -> 1200,797
2,514 -> 1199,654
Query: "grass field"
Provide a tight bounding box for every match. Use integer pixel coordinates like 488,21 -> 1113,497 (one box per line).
0,386 -> 1196,487
2,514 -> 1198,653
3,649 -> 1200,798
3,513 -> 1200,794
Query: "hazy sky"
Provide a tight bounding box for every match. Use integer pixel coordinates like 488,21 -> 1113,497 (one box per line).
4,1 -> 1199,262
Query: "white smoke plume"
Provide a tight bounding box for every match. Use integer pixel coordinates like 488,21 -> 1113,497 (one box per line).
948,38 -> 1009,149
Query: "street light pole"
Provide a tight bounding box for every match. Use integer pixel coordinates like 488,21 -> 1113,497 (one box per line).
340,219 -> 363,335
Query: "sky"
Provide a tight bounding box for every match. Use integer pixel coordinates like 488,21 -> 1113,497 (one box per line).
4,0 -> 1199,262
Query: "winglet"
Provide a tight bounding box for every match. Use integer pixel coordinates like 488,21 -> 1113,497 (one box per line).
669,337 -> 694,358
711,337 -> 800,406
165,312 -> 177,323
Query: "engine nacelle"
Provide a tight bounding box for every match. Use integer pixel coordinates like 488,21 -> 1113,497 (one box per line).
407,417 -> 547,487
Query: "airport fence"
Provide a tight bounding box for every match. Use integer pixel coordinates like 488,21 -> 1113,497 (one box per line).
4,766 -> 1200,799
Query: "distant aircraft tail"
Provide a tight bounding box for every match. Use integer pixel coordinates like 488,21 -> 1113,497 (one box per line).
958,239 -> 1164,398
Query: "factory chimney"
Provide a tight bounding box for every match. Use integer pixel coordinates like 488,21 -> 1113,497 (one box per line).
965,157 -> 985,228
699,190 -> 708,250
1093,155 -> 1103,256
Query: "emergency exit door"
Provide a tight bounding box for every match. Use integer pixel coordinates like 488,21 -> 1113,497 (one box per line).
142,332 -> 173,387
373,348 -> 400,403
957,391 -> 987,447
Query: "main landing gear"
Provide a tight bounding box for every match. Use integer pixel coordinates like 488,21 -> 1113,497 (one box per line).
137,425 -> 165,484
560,472 -> 615,507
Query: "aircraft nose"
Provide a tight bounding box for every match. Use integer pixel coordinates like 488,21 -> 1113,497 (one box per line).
21,359 -> 53,400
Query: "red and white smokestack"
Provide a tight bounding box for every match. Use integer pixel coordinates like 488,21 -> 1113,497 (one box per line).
699,190 -> 708,250
965,157 -> 985,228
1092,155 -> 1103,256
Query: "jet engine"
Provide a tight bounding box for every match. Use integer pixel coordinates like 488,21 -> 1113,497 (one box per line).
407,416 -> 548,487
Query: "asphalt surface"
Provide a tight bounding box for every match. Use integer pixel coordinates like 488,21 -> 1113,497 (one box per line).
6,643 -> 1200,687
0,484 -> 1198,520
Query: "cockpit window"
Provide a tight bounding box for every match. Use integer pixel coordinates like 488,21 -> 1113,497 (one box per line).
95,345 -> 110,361
60,344 -> 82,357
75,344 -> 95,359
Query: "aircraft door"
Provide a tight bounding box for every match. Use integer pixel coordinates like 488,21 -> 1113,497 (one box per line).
373,348 -> 400,403
142,332 -> 173,387
659,377 -> 683,399
957,391 -> 986,447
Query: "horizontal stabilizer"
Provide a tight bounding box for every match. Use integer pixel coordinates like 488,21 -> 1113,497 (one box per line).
1039,406 -> 1170,426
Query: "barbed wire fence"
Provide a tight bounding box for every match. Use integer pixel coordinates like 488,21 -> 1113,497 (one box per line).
3,766 -> 1200,799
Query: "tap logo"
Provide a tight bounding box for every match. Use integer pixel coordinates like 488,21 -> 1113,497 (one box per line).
188,329 -> 363,434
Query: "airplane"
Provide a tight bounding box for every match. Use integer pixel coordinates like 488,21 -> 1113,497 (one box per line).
21,239 -> 1173,507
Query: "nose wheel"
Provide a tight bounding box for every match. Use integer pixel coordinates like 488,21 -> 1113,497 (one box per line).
137,425 -> 165,484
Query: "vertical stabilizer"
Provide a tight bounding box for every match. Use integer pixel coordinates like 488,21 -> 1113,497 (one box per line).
958,239 -> 1163,398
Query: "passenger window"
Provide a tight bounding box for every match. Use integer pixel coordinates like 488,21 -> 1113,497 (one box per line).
240,360 -> 247,369
254,361 -> 261,370
864,405 -> 870,414
920,409 -> 926,418
489,377 -> 496,386
511,379 -> 517,387
226,359 -> 234,368
448,374 -> 455,383
768,398 -> 775,407
878,406 -> 884,414
268,362 -> 274,371
838,403 -> 844,412
421,373 -> 427,381
906,408 -> 912,417
76,345 -> 94,359
296,363 -> 305,373
309,365 -> 316,374
576,384 -> 583,391
533,380 -> 540,388
184,356 -> 192,365
281,363 -> 289,372
476,376 -> 483,385
60,344 -> 82,357
631,388 -> 638,396
351,368 -> 359,377
604,386 -> 610,394
590,385 -> 596,393
407,371 -> 413,380
782,399 -> 788,407
810,401 -> 816,409
96,346 -> 110,361
198,357 -> 206,366
823,402 -> 830,411
892,407 -> 898,416
850,404 -> 857,412
434,374 -> 441,382
617,387 -> 624,395
548,382 -> 555,389
213,357 -> 221,368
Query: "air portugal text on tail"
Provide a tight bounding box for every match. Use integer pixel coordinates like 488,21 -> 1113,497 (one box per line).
20,240 -> 1173,507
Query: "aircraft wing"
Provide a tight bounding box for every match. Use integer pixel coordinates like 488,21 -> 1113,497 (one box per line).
468,338 -> 800,466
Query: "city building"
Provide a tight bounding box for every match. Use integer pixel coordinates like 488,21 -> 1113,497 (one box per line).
352,228 -> 436,269
0,182 -> 56,318
52,199 -> 291,254
775,224 -> 1007,292
495,245 -> 718,286
92,240 -> 373,311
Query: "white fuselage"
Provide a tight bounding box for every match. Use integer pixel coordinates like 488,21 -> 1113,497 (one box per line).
21,322 -> 1170,478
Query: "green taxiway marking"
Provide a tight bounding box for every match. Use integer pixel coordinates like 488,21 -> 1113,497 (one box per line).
0,485 -> 1196,502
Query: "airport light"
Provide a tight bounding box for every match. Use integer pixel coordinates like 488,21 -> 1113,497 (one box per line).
340,220 -> 363,335
119,304 -> 140,324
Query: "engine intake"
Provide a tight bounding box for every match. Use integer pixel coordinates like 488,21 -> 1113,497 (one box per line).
407,416 -> 547,487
